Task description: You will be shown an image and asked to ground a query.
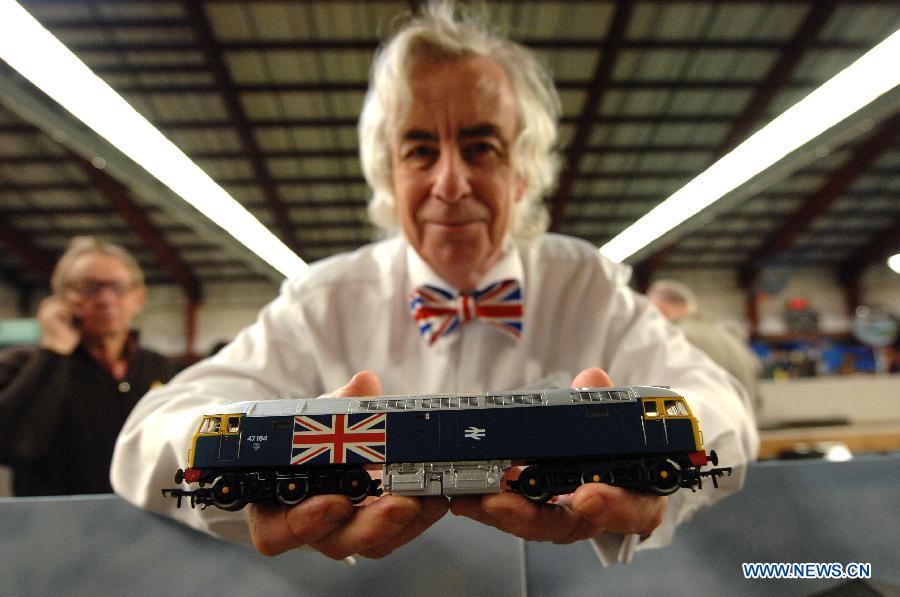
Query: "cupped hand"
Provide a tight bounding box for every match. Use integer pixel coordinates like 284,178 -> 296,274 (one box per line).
247,371 -> 449,559
450,367 -> 667,543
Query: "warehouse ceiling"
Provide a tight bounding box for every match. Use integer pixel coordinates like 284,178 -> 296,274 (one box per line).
1,0 -> 899,311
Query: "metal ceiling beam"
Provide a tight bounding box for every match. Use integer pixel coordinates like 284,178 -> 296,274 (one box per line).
613,84 -> 900,267
0,71 -> 284,284
8,219 -> 371,241
106,78 -> 823,94
0,200 -> 369,216
0,143 -> 722,165
8,163 -> 900,193
739,110 -> 900,290
0,115 -> 740,133
0,263 -> 36,314
635,1 -> 838,282
837,217 -> 900,284
0,221 -> 54,277
52,37 -> 876,53
0,217 -> 55,297
77,156 -> 203,303
4,160 -> 898,193
716,2 -> 838,156
20,0 -> 895,13
183,1 -> 301,256
549,2 -> 633,231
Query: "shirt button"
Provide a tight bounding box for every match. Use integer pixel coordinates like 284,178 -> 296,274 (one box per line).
118,381 -> 131,393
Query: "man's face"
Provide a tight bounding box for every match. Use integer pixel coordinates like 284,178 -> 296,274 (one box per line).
63,253 -> 146,340
391,56 -> 526,290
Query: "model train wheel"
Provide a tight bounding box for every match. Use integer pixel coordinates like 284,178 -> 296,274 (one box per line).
276,477 -> 309,506
582,467 -> 606,486
648,459 -> 682,496
340,468 -> 372,504
519,466 -> 552,503
212,474 -> 245,511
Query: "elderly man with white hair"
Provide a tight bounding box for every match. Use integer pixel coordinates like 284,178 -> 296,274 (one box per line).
112,1 -> 756,566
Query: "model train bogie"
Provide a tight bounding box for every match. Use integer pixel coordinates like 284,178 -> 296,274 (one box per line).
162,386 -> 733,510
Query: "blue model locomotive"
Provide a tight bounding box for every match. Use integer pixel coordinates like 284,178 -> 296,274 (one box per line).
163,386 -> 731,511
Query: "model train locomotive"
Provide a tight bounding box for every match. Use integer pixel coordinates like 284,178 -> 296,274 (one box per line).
163,386 -> 732,511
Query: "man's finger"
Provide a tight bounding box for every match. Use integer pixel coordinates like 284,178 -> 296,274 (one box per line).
357,496 -> 450,559
571,367 -> 614,388
310,495 -> 423,560
571,483 -> 667,537
477,492 -> 595,544
327,370 -> 383,398
452,493 -> 590,544
247,495 -> 354,556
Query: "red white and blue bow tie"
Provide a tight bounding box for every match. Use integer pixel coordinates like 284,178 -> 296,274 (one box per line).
409,279 -> 524,345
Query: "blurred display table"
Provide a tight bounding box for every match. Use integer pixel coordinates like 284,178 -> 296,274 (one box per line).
759,422 -> 900,459
759,375 -> 900,425
2,455 -> 898,597
758,374 -> 900,459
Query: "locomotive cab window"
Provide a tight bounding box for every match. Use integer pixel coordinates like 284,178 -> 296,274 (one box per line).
643,400 -> 660,418
199,416 -> 221,434
664,400 -> 688,417
226,416 -> 241,433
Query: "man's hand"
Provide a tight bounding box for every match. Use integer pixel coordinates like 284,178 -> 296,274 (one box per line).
450,367 -> 667,543
37,296 -> 80,355
246,371 -> 449,559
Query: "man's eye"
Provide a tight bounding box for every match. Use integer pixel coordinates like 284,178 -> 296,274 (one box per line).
464,142 -> 500,160
403,146 -> 437,161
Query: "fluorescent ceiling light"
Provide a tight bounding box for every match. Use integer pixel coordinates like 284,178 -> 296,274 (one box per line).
0,1 -> 308,279
888,254 -> 900,274
600,28 -> 900,264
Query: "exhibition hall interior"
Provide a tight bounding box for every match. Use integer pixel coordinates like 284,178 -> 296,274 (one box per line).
0,1 -> 898,595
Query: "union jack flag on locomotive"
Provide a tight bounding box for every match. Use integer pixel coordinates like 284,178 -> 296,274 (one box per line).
291,413 -> 386,465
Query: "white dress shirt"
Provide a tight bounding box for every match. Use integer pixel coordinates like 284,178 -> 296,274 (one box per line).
111,233 -> 758,565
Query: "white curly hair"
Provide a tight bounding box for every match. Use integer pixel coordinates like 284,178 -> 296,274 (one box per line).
358,0 -> 561,240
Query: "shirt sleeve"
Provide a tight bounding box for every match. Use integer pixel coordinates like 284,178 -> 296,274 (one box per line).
110,276 -> 325,541
586,260 -> 759,565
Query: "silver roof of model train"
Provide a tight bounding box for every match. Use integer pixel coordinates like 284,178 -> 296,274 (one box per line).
202,386 -> 681,417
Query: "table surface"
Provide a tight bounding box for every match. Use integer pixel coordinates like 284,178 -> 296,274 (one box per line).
2,454 -> 898,597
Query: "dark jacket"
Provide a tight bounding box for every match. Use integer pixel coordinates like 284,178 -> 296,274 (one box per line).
0,341 -> 176,496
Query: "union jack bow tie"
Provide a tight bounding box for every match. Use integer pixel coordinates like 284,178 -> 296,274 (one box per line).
409,279 -> 524,345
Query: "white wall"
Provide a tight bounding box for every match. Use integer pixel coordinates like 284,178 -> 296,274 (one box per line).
0,284 -> 24,320
138,280 -> 280,356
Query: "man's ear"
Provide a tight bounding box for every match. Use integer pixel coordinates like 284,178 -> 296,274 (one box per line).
513,174 -> 528,203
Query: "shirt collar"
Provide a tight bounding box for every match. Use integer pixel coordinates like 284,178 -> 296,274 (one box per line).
405,236 -> 525,295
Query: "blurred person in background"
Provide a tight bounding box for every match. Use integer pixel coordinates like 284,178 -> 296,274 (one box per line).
0,236 -> 175,496
648,279 -> 763,412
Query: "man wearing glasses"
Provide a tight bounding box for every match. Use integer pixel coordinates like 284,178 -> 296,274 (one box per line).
0,236 -> 175,496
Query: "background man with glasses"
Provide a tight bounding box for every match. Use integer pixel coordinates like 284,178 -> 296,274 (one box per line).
0,236 -> 175,496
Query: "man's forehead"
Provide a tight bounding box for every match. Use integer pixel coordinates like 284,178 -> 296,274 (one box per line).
69,253 -> 131,278
399,56 -> 517,123
399,123 -> 506,141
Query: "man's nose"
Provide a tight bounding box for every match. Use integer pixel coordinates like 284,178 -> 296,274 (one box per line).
432,149 -> 472,203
